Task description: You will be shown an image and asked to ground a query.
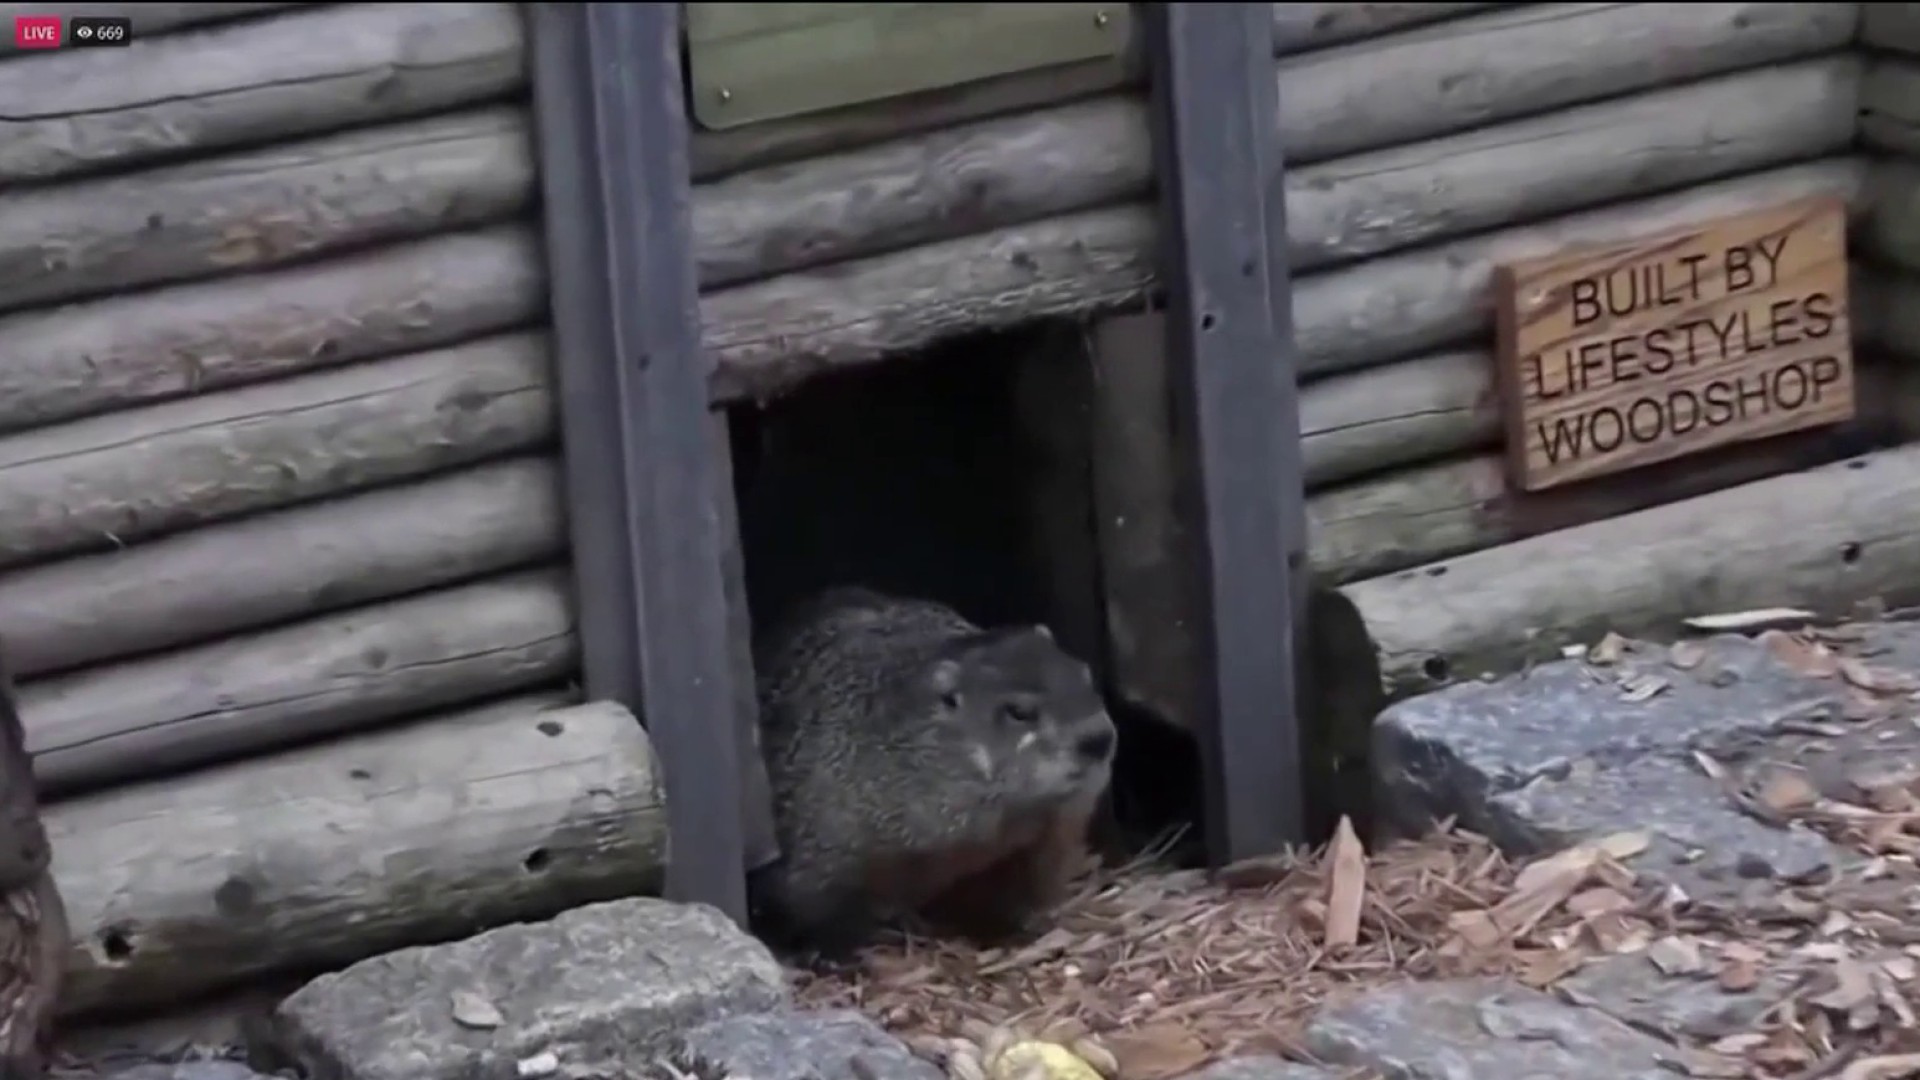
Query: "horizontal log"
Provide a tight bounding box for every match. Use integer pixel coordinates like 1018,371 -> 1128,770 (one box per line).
0,3 -> 301,38
696,20 -> 1853,293
1302,349 -> 1498,490
0,106 -> 534,313
0,331 -> 554,572
706,59 -> 1853,402
0,223 -> 545,436
1293,157 -> 1865,377
1275,1 -> 1855,167
23,567 -> 578,797
0,3 -> 527,184
1323,438 -> 1920,714
1862,60 -> 1920,157
1310,363 -> 1920,587
46,693 -> 657,1018
1866,271 -> 1920,361
686,2 -> 1510,180
1868,160 -> 1920,276
1865,4 -> 1920,54
1287,56 -> 1854,270
0,457 -> 565,680
1267,2 -> 1513,52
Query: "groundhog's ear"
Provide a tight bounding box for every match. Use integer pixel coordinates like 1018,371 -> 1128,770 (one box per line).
927,658 -> 964,700
1032,624 -> 1054,642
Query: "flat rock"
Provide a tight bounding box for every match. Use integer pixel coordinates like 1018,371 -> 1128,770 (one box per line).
1557,954 -> 1796,1042
1304,978 -> 1683,1080
1176,1055 -> 1336,1080
1372,622 -> 1920,909
671,1009 -> 940,1080
272,898 -> 789,1080
91,1065 -> 277,1080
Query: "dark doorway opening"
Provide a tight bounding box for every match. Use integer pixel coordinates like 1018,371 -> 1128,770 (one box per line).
727,323 -> 1206,865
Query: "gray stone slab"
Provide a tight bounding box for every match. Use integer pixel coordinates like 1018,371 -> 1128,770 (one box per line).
1369,624 -> 1920,908
1486,752 -> 1840,905
1556,954 -> 1797,1043
671,1009 -> 941,1080
1177,1055 -> 1337,1080
272,898 -> 789,1080
1304,978 -> 1684,1080
91,1065 -> 277,1080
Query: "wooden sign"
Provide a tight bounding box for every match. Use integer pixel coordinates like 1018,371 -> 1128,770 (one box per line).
1494,197 -> 1854,492
684,3 -> 1133,131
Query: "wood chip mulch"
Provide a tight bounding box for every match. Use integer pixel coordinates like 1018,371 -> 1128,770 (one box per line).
794,619 -> 1920,1080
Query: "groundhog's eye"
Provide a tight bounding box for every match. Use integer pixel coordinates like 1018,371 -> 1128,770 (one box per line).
1000,701 -> 1040,725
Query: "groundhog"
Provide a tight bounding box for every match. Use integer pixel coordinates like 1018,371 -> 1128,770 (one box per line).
750,587 -> 1117,961
0,647 -> 65,1078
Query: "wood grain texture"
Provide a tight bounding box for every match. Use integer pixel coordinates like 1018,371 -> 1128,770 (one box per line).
1283,56 -> 1855,270
45,694 -> 662,1019
1324,434 -> 1920,709
0,223 -> 545,436
0,331 -> 554,572
1865,4 -> 1920,55
1273,1 -> 1855,167
1862,59 -> 1920,157
0,457 -> 564,680
1868,160 -> 1920,275
1294,158 -> 1865,378
22,568 -> 578,797
0,106 -> 534,314
0,3 -> 526,183
706,60 -> 1854,402
1494,197 -> 1855,491
686,2 -> 1509,180
1867,270 -> 1920,360
692,16 -> 1856,292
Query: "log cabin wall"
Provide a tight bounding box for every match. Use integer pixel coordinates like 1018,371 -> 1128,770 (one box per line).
1075,5 -> 1920,813
0,0 -> 1901,1025
1864,8 -> 1920,360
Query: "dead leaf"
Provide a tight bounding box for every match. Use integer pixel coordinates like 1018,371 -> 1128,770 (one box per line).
1101,1023 -> 1212,1080
1668,640 -> 1708,670
1759,629 -> 1840,678
1647,936 -> 1705,976
1754,766 -> 1821,815
1718,957 -> 1760,992
1591,632 -> 1629,665
1447,910 -> 1502,951
1594,831 -> 1651,861
1685,608 -> 1815,633
1841,658 -> 1920,695
450,989 -> 503,1030
1566,886 -> 1633,920
1493,846 -> 1598,939
1839,1054 -> 1920,1080
1811,958 -> 1878,1015
1323,816 -> 1367,949
1693,751 -> 1729,780
1618,673 -> 1670,703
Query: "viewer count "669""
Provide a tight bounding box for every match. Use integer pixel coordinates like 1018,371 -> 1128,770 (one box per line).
12,13 -> 133,49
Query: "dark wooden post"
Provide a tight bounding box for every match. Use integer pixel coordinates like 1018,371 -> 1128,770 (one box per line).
1141,2 -> 1309,860
528,1 -> 776,923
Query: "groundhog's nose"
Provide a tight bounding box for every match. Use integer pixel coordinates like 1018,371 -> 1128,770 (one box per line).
1076,726 -> 1115,763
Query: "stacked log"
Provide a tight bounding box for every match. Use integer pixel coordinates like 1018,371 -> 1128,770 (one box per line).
1057,7 -> 1878,732
1864,6 -> 1920,363
0,0 -> 1876,1016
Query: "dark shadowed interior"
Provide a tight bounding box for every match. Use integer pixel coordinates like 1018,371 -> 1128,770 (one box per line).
727,324 -> 1209,864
